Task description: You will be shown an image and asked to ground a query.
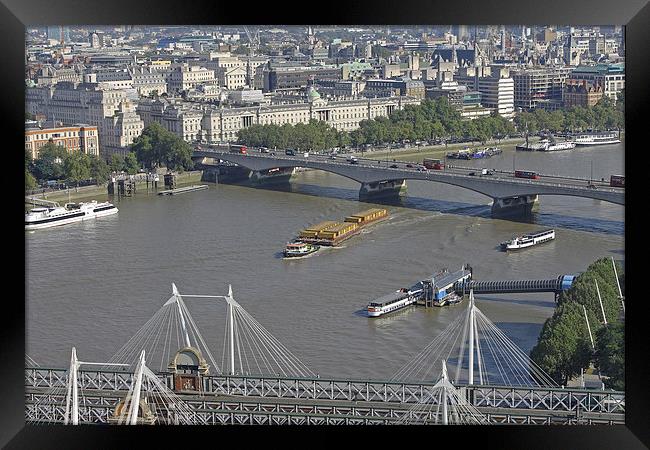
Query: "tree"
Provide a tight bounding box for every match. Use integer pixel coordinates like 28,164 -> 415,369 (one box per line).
25,170 -> 37,190
163,137 -> 194,172
132,134 -> 155,168
63,151 -> 91,185
32,142 -> 67,181
123,152 -> 140,175
531,257 -> 625,387
89,155 -> 111,183
131,122 -> 168,169
530,302 -> 597,386
110,154 -> 125,173
131,122 -> 193,171
25,148 -> 33,170
594,321 -> 624,390
558,258 -> 624,325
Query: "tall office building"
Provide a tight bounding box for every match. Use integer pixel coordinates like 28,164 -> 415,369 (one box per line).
46,26 -> 62,42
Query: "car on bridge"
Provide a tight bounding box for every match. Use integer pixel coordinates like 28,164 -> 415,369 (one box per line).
390,164 -> 399,168
285,149 -> 296,156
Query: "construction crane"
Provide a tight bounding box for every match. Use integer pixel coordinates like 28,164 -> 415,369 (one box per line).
243,26 -> 260,56
54,26 -> 65,65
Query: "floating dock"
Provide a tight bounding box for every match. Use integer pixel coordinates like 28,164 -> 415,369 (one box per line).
371,267 -> 578,317
158,185 -> 209,196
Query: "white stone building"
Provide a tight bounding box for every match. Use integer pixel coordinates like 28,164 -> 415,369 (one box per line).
138,91 -> 420,143
167,64 -> 216,94
25,81 -> 141,157
128,65 -> 169,96
102,100 -> 145,156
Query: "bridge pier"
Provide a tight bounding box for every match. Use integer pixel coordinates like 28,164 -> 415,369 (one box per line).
491,195 -> 539,217
359,180 -> 407,201
199,164 -> 250,184
249,168 -> 296,185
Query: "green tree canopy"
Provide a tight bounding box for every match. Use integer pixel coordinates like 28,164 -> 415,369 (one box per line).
110,154 -> 125,173
123,152 -> 140,175
595,321 -> 624,390
89,155 -> 111,183
32,142 -> 67,181
530,301 -> 597,386
131,122 -> 194,171
558,258 -> 624,325
25,170 -> 37,190
63,151 -> 91,185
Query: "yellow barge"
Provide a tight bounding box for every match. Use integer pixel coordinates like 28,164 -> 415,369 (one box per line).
297,208 -> 388,246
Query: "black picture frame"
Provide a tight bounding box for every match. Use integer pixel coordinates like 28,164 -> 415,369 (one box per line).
6,0 -> 646,447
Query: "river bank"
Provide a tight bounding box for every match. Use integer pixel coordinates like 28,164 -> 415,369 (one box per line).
25,171 -> 203,206
352,136 -> 529,161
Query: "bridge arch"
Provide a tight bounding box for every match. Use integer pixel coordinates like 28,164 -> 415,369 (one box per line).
195,151 -> 624,210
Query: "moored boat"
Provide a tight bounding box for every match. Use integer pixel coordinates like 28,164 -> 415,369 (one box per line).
572,131 -> 621,146
25,200 -> 118,230
537,140 -> 577,152
367,288 -> 419,317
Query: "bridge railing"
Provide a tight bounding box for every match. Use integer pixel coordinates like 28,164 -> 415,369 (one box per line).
198,150 -> 624,194
25,367 -> 624,414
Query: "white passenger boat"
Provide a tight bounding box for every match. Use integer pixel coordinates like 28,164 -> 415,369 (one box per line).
501,229 -> 555,251
538,141 -> 576,152
572,132 -> 621,146
25,200 -> 118,230
367,288 -> 419,317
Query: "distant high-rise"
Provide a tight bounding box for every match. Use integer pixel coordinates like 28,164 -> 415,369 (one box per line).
452,25 -> 470,41
46,26 -> 62,42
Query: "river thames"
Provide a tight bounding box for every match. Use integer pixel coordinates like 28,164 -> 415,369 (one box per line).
25,142 -> 624,380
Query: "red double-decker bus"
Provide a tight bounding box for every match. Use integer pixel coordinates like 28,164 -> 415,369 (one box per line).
514,170 -> 540,179
423,158 -> 444,170
610,175 -> 625,187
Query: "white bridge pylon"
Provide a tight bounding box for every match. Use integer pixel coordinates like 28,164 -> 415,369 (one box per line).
113,349 -> 196,425
105,283 -> 314,379
63,347 -> 129,425
391,290 -> 557,387
397,360 -> 489,425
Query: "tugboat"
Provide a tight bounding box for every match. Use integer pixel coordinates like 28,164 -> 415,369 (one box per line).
283,241 -> 320,258
500,229 -> 555,251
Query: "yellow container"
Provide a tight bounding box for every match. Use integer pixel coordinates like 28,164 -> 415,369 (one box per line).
352,208 -> 387,222
303,221 -> 337,232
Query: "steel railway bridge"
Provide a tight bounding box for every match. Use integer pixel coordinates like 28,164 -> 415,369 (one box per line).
25,280 -> 626,426
25,367 -> 625,425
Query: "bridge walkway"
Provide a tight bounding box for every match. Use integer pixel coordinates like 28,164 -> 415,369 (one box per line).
454,275 -> 575,295
25,384 -> 624,425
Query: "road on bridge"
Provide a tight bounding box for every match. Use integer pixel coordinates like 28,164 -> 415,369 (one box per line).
196,146 -> 624,196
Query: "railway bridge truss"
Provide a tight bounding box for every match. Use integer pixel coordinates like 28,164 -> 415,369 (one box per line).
25,367 -> 624,425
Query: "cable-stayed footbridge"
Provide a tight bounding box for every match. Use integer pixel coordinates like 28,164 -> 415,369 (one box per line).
25,285 -> 624,425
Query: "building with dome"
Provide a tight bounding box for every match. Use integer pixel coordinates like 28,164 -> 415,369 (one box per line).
138,92 -> 420,142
